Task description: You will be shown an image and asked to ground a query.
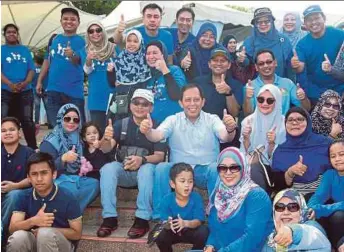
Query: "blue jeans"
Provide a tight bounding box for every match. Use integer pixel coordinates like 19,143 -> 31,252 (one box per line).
152,162 -> 218,220
89,110 -> 107,134
54,175 -> 99,213
100,162 -> 155,220
46,91 -> 85,127
1,189 -> 25,231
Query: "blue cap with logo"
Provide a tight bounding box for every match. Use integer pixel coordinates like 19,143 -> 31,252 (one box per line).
303,5 -> 323,18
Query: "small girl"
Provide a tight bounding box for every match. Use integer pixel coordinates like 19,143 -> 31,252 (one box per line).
80,121 -> 115,180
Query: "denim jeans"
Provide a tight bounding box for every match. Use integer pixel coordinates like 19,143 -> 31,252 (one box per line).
152,162 -> 218,220
100,162 -> 155,220
33,92 -> 48,124
54,174 -> 99,213
89,110 -> 107,134
46,91 -> 85,127
1,90 -> 37,149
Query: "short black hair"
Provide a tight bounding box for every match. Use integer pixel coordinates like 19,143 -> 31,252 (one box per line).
61,7 -> 80,21
1,117 -> 21,130
142,3 -> 163,15
329,138 -> 344,156
180,83 -> 205,100
169,163 -> 194,182
255,49 -> 275,64
27,152 -> 56,175
176,7 -> 195,20
3,23 -> 19,35
80,121 -> 103,147
34,54 -> 44,65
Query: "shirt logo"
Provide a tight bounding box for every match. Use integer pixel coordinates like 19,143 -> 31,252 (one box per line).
16,165 -> 22,170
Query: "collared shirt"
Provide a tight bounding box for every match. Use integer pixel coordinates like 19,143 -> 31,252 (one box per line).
158,111 -> 226,165
1,144 -> 34,183
14,184 -> 82,228
245,74 -> 301,115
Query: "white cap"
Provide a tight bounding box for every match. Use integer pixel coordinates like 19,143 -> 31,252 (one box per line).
131,89 -> 154,104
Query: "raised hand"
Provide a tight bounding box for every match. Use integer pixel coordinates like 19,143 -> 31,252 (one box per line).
181,51 -> 192,70
154,59 -> 169,74
33,203 -> 55,227
267,125 -> 277,144
330,118 -> 342,138
104,119 -> 114,141
223,108 -> 236,132
237,46 -> 246,63
290,155 -> 307,176
246,80 -> 254,98
216,74 -> 231,95
87,48 -> 96,61
321,53 -> 332,73
140,113 -> 153,135
107,62 -> 115,72
242,118 -> 252,139
62,145 -> 78,163
296,83 -> 306,100
291,49 -> 301,69
274,225 -> 293,247
64,41 -> 73,58
117,14 -> 126,33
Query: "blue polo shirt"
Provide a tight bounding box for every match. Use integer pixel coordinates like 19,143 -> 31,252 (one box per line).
135,26 -> 174,55
1,144 -> 34,183
244,74 -> 301,115
1,44 -> 35,92
14,184 -> 81,229
160,191 -> 205,222
296,26 -> 344,99
46,34 -> 85,99
194,74 -> 244,118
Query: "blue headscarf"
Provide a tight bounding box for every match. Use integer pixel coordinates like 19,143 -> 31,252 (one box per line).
280,12 -> 307,49
222,34 -> 237,61
44,104 -> 83,174
272,107 -> 332,183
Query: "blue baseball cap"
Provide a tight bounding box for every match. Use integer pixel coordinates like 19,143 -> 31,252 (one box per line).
210,48 -> 230,61
303,5 -> 324,18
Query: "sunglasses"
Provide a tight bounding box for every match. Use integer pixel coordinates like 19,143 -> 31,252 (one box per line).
257,60 -> 274,67
274,202 -> 300,213
217,164 -> 241,174
63,116 -> 80,124
131,99 -> 151,107
323,102 -> 340,110
88,27 -> 102,34
257,96 -> 275,105
256,20 -> 271,26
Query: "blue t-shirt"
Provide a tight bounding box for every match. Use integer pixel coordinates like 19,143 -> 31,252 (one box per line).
146,65 -> 186,124
46,34 -> 85,99
1,44 -> 35,92
135,26 -> 174,55
296,26 -> 344,99
160,191 -> 205,222
78,47 -> 120,111
14,184 -> 81,229
32,66 -> 49,94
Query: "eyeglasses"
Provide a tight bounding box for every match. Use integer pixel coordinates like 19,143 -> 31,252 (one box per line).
257,60 -> 274,67
131,99 -> 151,107
286,117 -> 306,124
323,102 -> 340,110
256,20 -> 271,26
274,202 -> 300,213
63,116 -> 80,124
257,96 -> 275,105
88,27 -> 102,34
217,164 -> 241,174
201,34 -> 216,40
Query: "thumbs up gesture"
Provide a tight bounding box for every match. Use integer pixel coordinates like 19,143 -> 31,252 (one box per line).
117,14 -> 126,33
246,80 -> 254,99
236,46 -> 247,63
104,119 -> 114,141
33,203 -> 55,227
296,83 -> 306,100
65,41 -> 74,58
87,47 -> 97,61
216,74 -> 231,95
62,145 -> 78,163
291,49 -> 301,69
242,118 -> 253,139
322,53 -> 332,73
140,114 -> 153,135
181,51 -> 192,70
289,155 -> 308,176
154,59 -> 169,74
330,118 -> 342,138
223,109 -> 237,132
267,125 -> 277,144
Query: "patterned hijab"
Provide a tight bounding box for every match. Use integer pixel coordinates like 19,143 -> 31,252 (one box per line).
311,90 -> 344,138
115,30 -> 151,85
280,12 -> 307,49
44,104 -> 83,174
85,21 -> 116,62
207,147 -> 258,222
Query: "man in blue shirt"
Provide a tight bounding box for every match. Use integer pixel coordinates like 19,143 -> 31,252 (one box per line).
243,49 -> 311,116
37,8 -> 86,126
6,152 -> 82,252
291,5 -> 344,103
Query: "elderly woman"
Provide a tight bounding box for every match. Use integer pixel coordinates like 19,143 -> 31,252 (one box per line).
280,12 -> 307,49
40,104 -> 99,213
262,189 -> 331,251
272,107 -> 332,200
204,147 -> 273,252
311,90 -> 344,139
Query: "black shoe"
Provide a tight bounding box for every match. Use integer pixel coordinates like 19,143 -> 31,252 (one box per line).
97,217 -> 118,237
127,217 -> 149,239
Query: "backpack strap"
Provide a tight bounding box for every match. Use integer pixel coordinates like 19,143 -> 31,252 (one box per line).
120,117 -> 130,143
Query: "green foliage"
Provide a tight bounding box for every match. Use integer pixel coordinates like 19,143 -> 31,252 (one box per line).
70,0 -> 120,15
226,5 -> 254,13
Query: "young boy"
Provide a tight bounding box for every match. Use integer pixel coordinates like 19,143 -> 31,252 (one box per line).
155,163 -> 209,251
6,152 -> 82,252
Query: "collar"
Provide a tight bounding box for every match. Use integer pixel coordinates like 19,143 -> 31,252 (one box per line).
33,184 -> 58,201
2,143 -> 21,158
182,110 -> 204,125
256,74 -> 280,86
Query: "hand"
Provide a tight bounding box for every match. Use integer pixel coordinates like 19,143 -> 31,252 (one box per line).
321,53 -> 332,73
104,119 -> 114,141
330,118 -> 342,138
223,109 -> 236,132
216,74 -> 231,95
266,126 -> 277,144
64,41 -> 73,58
170,214 -> 186,233
291,49 -> 301,69
236,46 -> 246,63
107,62 -> 115,72
87,49 -> 97,60
338,243 -> 344,252
32,203 -> 55,227
117,14 -> 126,33
181,51 -> 192,70
91,139 -> 100,149
296,83 -> 306,100
8,82 -> 18,93
204,246 -> 215,252
15,82 -> 27,92
154,59 -> 169,74
308,208 -> 316,220
36,82 -> 43,95
242,118 -> 252,139
289,155 -> 307,176
274,225 -> 293,247
123,155 -> 142,171
246,80 -> 254,98
62,145 -> 78,163
139,114 -> 153,135
1,181 -> 16,193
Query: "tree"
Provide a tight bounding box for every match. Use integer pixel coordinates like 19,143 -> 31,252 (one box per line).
70,0 -> 120,15
226,5 -> 254,13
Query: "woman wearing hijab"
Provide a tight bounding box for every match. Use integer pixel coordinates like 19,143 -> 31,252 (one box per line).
240,84 -> 286,192
180,22 -> 224,81
280,12 -> 307,49
79,21 -> 120,132
262,189 -> 331,252
272,107 -> 332,200
311,90 -> 344,139
40,104 -> 100,213
243,8 -> 294,79
145,40 -> 187,124
204,147 -> 273,252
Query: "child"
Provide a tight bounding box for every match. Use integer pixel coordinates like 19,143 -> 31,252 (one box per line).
154,163 -> 209,251
80,121 -> 115,180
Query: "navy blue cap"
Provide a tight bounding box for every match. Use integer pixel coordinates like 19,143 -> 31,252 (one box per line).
303,5 -> 323,18
210,48 -> 230,61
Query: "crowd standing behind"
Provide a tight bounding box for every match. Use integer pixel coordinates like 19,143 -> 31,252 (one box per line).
1,3 -> 344,252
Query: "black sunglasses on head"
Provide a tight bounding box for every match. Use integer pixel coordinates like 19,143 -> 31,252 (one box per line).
88,27 -> 102,34
63,116 -> 80,124
217,164 -> 241,174
274,202 -> 300,212
257,96 -> 275,105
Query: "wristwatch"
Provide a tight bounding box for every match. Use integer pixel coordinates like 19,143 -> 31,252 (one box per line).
225,90 -> 233,96
141,156 -> 147,164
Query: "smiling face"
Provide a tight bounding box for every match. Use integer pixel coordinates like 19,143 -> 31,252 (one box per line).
274,197 -> 301,230
320,97 -> 340,119
179,87 -> 205,121
84,125 -> 100,145
130,98 -> 153,120
304,13 -> 325,36
88,24 -> 103,43
329,142 -> 344,175
219,157 -> 242,187
170,170 -> 194,198
255,52 -> 277,78
283,14 -> 297,32
146,45 -> 164,67
143,8 -> 162,32
286,112 -> 307,137
5,26 -> 19,44
256,16 -> 272,33
199,30 -> 216,49
1,121 -> 20,145
28,162 -> 56,196
227,38 -> 237,53
257,90 -> 276,115
62,111 -> 80,133
176,11 -> 193,35
60,12 -> 80,34
208,55 -> 231,75
126,34 -> 140,53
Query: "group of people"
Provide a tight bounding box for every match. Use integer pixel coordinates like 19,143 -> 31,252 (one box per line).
1,2 -> 344,252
